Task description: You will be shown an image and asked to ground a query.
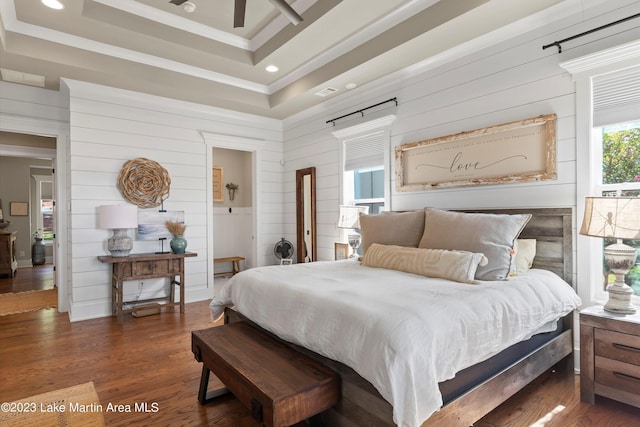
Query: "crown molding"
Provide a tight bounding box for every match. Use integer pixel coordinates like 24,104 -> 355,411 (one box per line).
559,38 -> 640,78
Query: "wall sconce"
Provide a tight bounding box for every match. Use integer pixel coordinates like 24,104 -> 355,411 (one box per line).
226,183 -> 238,201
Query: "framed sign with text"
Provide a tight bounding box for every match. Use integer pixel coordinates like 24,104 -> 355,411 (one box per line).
213,166 -> 224,201
395,114 -> 557,191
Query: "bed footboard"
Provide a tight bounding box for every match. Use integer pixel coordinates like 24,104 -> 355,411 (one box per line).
422,330 -> 573,426
224,307 -> 574,427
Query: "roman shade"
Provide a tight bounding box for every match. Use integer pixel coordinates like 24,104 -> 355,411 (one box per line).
344,131 -> 385,171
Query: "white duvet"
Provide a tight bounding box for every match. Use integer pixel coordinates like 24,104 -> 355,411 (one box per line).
210,259 -> 581,427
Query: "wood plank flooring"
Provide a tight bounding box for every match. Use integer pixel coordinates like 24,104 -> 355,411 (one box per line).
1,301 -> 639,426
0,264 -> 54,293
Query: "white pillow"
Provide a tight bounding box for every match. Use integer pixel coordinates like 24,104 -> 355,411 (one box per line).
361,243 -> 488,284
515,239 -> 536,274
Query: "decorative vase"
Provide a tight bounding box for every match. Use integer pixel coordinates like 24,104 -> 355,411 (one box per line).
32,237 -> 46,265
170,235 -> 187,254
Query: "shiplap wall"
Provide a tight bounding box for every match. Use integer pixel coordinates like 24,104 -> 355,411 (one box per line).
0,81 -> 70,311
62,79 -> 283,321
282,0 -> 640,281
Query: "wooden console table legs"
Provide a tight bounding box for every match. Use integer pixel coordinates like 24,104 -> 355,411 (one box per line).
98,252 -> 197,321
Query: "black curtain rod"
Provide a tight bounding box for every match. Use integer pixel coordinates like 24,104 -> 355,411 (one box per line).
326,97 -> 398,126
543,12 -> 640,53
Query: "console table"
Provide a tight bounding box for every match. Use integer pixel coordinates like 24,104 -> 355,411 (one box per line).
98,252 -> 197,320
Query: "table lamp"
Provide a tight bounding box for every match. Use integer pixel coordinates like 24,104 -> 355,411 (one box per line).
580,196 -> 640,314
337,205 -> 369,257
99,205 -> 138,257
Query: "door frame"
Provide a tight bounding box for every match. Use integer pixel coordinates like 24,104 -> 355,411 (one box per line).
0,116 -> 69,312
201,132 -> 261,291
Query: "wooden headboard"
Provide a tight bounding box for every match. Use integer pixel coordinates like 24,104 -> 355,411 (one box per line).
457,208 -> 573,286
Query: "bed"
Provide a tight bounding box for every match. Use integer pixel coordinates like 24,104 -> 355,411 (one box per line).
210,207 -> 581,427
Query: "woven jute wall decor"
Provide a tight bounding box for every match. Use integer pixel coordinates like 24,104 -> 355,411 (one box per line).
117,158 -> 171,208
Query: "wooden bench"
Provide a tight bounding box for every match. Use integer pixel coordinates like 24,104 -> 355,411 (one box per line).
192,322 -> 339,427
213,256 -> 245,277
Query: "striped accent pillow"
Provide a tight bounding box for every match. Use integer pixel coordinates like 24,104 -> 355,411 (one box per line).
361,244 -> 488,284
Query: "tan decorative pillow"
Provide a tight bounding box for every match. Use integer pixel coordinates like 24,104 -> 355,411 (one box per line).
361,243 -> 488,284
419,208 -> 531,281
359,210 -> 425,254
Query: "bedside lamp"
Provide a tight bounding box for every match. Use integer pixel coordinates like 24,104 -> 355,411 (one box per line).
99,205 -> 138,257
580,197 -> 640,314
337,205 -> 369,257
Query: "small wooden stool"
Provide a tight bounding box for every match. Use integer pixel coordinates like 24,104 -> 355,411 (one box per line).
213,256 -> 245,277
192,322 -> 339,427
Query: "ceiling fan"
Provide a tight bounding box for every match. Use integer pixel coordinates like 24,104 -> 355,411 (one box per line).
169,0 -> 303,28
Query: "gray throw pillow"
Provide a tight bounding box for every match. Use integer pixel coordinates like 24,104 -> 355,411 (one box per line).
359,210 -> 426,254
418,208 -> 531,281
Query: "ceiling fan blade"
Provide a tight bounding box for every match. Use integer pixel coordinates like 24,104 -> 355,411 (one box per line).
268,0 -> 303,25
169,0 -> 188,5
234,0 -> 247,28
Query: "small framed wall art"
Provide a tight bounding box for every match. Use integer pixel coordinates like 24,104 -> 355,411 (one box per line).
335,242 -> 349,260
10,202 -> 28,216
213,166 -> 224,202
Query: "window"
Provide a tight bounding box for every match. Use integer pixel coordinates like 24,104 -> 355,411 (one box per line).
593,121 -> 640,296
353,166 -> 385,214
41,199 -> 54,240
343,131 -> 385,215
589,65 -> 640,301
33,175 -> 54,242
338,125 -> 390,213
560,37 -> 640,307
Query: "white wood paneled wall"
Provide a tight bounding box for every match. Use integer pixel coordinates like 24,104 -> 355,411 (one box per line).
0,81 -> 70,312
62,79 -> 283,321
282,0 -> 640,281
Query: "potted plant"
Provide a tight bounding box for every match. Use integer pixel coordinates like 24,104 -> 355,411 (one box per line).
165,220 -> 187,254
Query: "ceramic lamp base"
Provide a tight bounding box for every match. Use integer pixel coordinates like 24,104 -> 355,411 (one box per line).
348,233 -> 361,258
108,228 -> 133,257
603,242 -> 637,315
604,283 -> 637,314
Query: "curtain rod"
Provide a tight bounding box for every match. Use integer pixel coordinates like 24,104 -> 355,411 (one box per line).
542,12 -> 640,53
326,97 -> 398,126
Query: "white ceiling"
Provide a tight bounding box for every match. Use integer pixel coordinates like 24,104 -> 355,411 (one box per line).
0,0 -> 572,119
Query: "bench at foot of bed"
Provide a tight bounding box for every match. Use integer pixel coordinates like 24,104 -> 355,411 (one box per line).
192,322 -> 340,427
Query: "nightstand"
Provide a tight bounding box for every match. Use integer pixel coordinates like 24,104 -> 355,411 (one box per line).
580,305 -> 640,408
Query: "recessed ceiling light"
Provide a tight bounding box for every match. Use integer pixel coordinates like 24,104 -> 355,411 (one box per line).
265,65 -> 279,73
346,83 -> 357,89
182,1 -> 196,13
41,0 -> 65,10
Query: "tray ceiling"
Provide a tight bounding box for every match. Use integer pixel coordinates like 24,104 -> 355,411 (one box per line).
0,0 -> 570,119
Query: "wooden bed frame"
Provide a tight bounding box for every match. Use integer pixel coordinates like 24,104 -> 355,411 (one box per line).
224,207 -> 575,427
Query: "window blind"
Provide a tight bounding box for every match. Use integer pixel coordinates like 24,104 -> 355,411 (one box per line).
593,66 -> 640,127
344,131 -> 385,171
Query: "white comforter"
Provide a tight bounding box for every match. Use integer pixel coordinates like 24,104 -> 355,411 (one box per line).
210,259 -> 581,427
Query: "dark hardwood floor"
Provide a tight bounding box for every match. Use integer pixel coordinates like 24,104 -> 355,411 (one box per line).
1,301 -> 639,426
0,264 -> 54,293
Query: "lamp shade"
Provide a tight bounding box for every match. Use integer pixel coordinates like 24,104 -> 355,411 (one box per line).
337,205 -> 369,229
98,205 -> 138,229
580,197 -> 640,239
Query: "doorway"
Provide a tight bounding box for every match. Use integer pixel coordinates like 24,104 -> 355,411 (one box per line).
203,131 -> 262,295
212,147 -> 254,272
0,132 -> 56,295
